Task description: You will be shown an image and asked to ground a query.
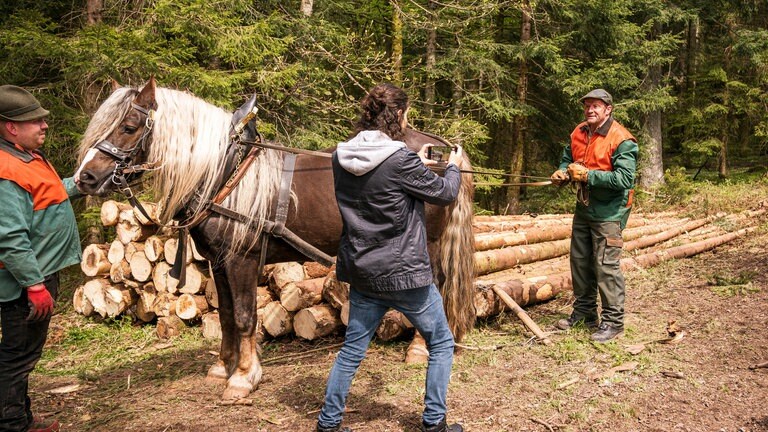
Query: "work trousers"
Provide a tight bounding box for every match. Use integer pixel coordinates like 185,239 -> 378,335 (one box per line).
0,274 -> 58,432
569,215 -> 626,328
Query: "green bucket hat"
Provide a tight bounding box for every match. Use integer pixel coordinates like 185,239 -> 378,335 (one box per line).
579,88 -> 613,106
0,85 -> 50,121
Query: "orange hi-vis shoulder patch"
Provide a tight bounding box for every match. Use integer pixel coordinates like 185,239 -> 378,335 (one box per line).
0,146 -> 68,211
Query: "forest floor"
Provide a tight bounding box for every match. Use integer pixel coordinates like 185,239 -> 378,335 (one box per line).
25,175 -> 768,432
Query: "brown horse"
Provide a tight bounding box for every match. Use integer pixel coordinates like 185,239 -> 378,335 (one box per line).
74,78 -> 475,400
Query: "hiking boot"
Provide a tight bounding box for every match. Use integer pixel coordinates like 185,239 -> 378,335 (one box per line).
29,417 -> 60,432
316,422 -> 351,432
591,322 -> 624,343
421,416 -> 464,432
556,315 -> 598,330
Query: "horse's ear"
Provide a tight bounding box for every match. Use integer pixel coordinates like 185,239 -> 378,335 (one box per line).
110,78 -> 121,92
135,77 -> 157,109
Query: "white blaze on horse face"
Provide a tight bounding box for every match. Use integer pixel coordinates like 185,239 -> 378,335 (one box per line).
74,148 -> 100,184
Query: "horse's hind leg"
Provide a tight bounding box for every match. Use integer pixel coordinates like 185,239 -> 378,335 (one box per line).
221,254 -> 263,400
205,263 -> 237,384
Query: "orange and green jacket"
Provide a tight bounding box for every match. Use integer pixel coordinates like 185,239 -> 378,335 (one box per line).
557,117 -> 638,227
0,137 -> 81,302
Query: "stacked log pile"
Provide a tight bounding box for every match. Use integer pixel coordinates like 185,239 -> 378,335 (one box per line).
75,199 -> 766,342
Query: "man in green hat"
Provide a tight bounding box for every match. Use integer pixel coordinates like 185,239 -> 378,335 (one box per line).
550,88 -> 638,343
0,85 -> 81,432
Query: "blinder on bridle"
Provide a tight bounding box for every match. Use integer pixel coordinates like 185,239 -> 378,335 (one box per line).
92,100 -> 157,219
93,102 -> 155,192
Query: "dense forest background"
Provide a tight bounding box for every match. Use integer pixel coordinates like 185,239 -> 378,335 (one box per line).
1,0 -> 767,214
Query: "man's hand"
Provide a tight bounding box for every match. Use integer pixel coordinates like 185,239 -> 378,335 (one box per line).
550,169 -> 570,186
567,163 -> 589,183
26,283 -> 54,322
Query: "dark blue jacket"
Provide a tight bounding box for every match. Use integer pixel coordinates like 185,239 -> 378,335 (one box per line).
332,131 -> 461,292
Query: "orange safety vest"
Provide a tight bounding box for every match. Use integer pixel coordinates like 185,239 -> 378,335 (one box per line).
569,120 -> 636,172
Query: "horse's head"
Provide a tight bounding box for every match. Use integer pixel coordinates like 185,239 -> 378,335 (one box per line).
75,78 -> 158,195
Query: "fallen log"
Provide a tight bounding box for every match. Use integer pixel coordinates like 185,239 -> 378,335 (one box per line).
82,278 -> 111,317
143,235 -> 165,262
132,201 -> 159,225
294,304 -> 342,341
376,310 -> 413,341
474,224 -> 572,251
128,251 -> 153,283
109,259 -> 132,284
322,270 -> 349,309
492,285 -> 552,345
475,227 -> 755,316
81,244 -> 111,277
116,209 -> 154,244
135,289 -> 157,323
156,315 -> 185,339
177,263 -> 208,295
100,200 -> 131,227
280,277 -> 325,312
73,285 -> 94,317
202,312 -> 222,340
474,239 -> 571,275
270,262 -> 306,294
262,301 -> 294,338
107,239 -> 125,264
175,293 -> 209,320
104,285 -> 135,317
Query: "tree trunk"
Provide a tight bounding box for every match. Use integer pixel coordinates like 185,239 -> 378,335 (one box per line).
300,0 -> 313,17
391,0 -> 403,85
639,30 -> 665,190
424,1 -> 437,116
506,0 -> 531,212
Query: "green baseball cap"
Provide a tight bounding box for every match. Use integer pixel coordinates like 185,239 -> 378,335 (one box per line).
579,88 -> 613,106
0,85 -> 50,121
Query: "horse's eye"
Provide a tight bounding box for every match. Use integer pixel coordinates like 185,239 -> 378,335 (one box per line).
122,125 -> 138,134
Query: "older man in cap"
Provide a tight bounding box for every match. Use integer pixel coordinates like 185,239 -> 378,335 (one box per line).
550,88 -> 638,343
0,85 -> 81,432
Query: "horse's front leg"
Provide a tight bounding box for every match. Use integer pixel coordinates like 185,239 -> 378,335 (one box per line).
205,264 -> 237,384
221,256 -> 263,400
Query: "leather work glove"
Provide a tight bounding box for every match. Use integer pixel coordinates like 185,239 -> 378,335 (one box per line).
567,163 -> 589,183
550,169 -> 570,186
26,283 -> 54,322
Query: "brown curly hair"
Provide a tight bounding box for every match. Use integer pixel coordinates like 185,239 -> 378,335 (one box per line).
352,83 -> 409,140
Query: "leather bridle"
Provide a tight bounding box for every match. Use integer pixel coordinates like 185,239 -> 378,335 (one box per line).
91,101 -> 158,219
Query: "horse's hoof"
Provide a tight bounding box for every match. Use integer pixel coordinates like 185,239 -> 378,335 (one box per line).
405,344 -> 429,364
205,375 -> 228,385
206,362 -> 228,384
222,385 -> 252,400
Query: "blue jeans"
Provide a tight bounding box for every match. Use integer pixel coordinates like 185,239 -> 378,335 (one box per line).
318,284 -> 455,428
0,274 -> 58,432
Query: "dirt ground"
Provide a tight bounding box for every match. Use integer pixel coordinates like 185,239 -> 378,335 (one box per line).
30,223 -> 768,432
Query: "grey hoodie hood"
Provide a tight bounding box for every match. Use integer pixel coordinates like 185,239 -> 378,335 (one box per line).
335,130 -> 406,176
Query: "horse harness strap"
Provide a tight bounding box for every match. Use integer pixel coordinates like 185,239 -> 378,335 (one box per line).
208,203 -> 335,267
209,151 -> 335,267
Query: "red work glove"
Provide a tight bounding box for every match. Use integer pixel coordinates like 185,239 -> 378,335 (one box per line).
567,163 -> 589,183
26,283 -> 54,322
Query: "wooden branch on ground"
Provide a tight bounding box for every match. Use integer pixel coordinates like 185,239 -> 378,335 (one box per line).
492,285 -> 552,345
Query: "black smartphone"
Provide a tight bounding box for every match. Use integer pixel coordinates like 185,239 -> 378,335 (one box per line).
426,146 -> 449,162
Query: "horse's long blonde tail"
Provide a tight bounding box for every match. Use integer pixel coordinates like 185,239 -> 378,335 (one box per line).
438,162 -> 476,342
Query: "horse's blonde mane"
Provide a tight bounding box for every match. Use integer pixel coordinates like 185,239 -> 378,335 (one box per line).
80,85 -> 282,258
